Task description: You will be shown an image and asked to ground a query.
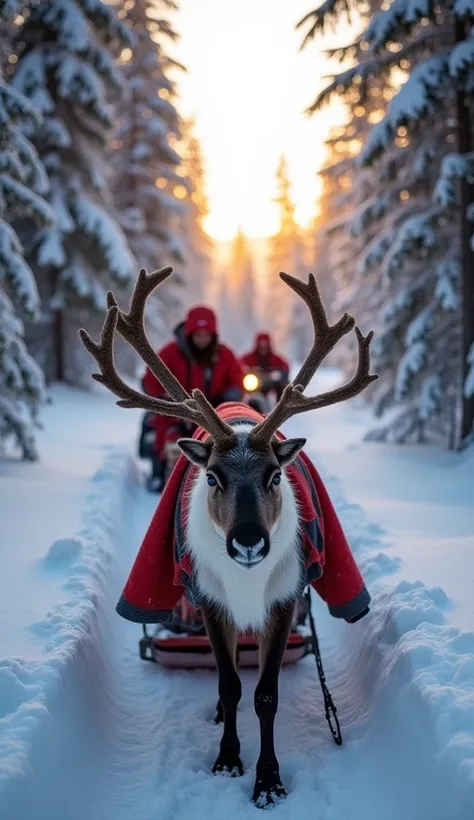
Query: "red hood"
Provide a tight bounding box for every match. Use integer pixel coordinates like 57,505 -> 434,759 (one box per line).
185,306 -> 217,336
255,332 -> 272,351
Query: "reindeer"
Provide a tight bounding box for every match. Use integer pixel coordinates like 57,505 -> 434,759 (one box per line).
79,267 -> 377,807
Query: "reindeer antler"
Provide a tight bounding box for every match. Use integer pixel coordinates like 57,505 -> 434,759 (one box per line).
283,272 -> 355,389
79,266 -> 237,447
106,267 -> 190,403
250,272 -> 378,446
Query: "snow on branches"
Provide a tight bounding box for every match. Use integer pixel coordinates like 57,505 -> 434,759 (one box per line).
361,57 -> 449,165
364,0 -> 433,52
433,151 -> 474,207
110,0 -> 200,350
9,0 -> 137,385
301,0 -> 470,446
11,0 -> 136,303
0,71 -> 52,458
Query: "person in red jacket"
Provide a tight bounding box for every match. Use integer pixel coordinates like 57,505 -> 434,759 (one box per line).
241,332 -> 290,401
142,305 -> 244,491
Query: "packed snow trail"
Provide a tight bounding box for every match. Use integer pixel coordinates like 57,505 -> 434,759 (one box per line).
21,472 -> 455,820
3,381 -> 472,819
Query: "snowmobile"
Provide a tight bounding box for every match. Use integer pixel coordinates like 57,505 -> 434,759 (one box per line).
137,411 -> 156,461
138,414 -> 191,492
242,368 -> 288,415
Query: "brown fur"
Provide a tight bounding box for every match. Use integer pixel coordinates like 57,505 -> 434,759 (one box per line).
206,443 -> 282,536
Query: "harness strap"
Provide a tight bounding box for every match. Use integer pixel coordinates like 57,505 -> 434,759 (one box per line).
305,588 -> 342,745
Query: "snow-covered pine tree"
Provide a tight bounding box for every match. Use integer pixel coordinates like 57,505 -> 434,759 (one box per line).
178,118 -> 214,308
266,156 -> 308,357
0,66 -> 54,459
308,153 -> 339,323
220,229 -> 258,352
309,126 -> 358,372
310,66 -> 402,382
299,1 -> 470,447
111,0 -> 187,359
238,252 -> 258,353
10,0 -> 136,385
215,268 -> 230,338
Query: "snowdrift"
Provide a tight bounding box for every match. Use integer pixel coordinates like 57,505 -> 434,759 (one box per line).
0,451 -> 137,819
320,470 -> 474,819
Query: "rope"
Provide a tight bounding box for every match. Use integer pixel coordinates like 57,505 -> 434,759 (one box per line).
304,588 -> 343,746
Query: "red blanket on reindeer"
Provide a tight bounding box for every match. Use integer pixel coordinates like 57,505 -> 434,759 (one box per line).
116,403 -> 370,630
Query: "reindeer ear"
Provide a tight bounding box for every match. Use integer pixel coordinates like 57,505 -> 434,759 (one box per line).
273,438 -> 306,467
177,438 -> 213,467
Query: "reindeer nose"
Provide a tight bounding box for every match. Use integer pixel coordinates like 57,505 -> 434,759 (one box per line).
227,523 -> 269,568
232,538 -> 265,566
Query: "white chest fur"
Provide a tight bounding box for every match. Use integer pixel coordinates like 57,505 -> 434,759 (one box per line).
184,460 -> 301,633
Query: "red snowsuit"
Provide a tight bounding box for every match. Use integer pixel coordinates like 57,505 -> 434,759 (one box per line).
143,306 -> 244,457
241,333 -> 290,376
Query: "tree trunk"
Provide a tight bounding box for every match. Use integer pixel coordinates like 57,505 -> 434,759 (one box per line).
53,308 -> 65,382
456,19 -> 474,446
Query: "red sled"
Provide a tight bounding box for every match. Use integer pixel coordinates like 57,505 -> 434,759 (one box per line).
139,596 -> 312,669
140,630 -> 312,669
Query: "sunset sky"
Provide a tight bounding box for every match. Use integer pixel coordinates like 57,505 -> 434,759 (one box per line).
170,0 -> 353,241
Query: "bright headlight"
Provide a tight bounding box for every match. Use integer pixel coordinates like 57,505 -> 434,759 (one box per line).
243,373 -> 259,391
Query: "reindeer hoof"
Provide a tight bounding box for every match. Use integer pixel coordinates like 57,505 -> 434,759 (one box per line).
212,752 -> 244,777
252,769 -> 287,808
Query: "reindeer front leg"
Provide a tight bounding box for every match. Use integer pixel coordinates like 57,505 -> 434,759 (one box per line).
202,605 -> 244,776
253,603 -> 295,807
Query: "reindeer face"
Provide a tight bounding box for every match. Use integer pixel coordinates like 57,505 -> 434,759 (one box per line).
178,430 -> 305,570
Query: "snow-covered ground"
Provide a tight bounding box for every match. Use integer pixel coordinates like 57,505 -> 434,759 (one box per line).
0,385 -> 137,659
1,374 -> 473,819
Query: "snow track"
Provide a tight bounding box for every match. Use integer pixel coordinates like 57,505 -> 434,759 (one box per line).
4,455 -> 473,820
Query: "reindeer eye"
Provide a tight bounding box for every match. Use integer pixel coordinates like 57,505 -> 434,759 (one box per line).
207,474 -> 218,487
271,472 -> 282,486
